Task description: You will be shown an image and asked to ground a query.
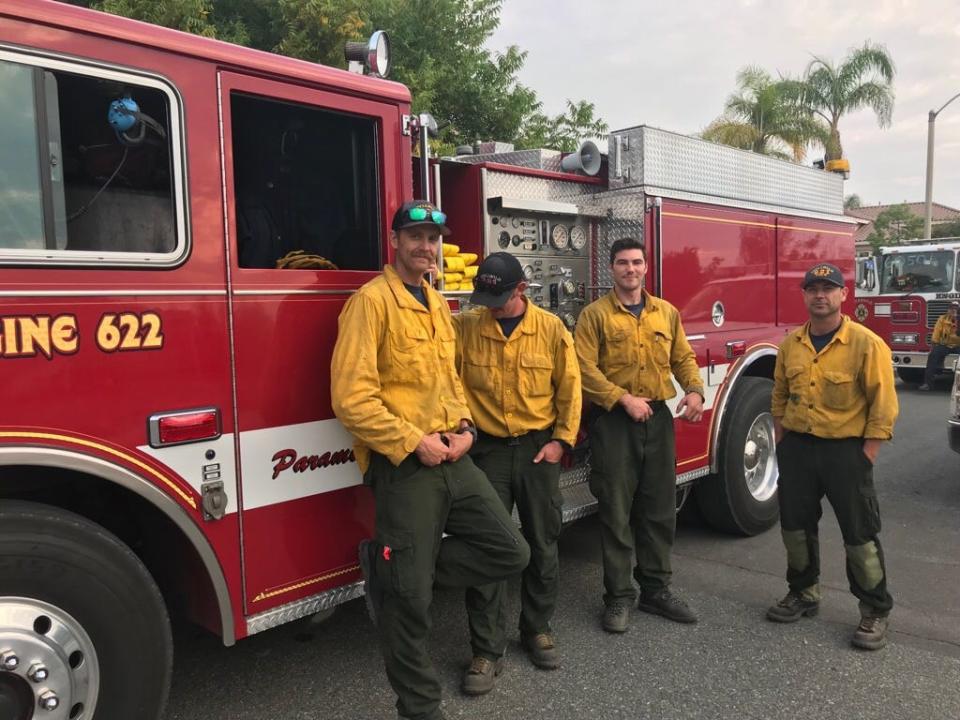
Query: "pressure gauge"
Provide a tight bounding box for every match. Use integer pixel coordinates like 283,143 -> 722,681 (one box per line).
562,279 -> 576,295
511,216 -> 521,229
562,313 -> 576,329
570,225 -> 587,251
550,223 -> 569,250
498,231 -> 511,249
522,264 -> 535,280
512,235 -> 522,246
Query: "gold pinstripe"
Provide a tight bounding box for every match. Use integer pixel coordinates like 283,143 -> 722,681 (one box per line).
252,564 -> 360,602
662,211 -> 854,237
0,430 -> 197,510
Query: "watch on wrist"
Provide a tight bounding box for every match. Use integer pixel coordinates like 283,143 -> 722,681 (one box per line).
457,424 -> 478,442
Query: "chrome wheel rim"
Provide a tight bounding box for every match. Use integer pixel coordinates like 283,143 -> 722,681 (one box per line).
743,412 -> 778,502
0,598 -> 99,720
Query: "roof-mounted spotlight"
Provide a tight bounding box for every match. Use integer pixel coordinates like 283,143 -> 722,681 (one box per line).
344,31 -> 390,78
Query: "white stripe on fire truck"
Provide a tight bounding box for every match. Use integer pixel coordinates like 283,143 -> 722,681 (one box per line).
236,419 -> 361,510
137,433 -> 238,515
134,363 -> 732,515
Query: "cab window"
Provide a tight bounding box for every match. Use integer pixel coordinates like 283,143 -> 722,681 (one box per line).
230,92 -> 381,271
0,53 -> 182,264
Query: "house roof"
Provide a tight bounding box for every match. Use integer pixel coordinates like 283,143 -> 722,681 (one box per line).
847,202 -> 960,245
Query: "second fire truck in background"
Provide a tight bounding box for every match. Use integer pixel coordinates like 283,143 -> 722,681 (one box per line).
855,240 -> 960,382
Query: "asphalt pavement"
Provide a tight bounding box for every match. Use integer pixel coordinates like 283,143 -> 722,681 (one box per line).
162,381 -> 960,720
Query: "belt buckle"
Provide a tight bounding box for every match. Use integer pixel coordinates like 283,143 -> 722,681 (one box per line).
506,436 -> 522,446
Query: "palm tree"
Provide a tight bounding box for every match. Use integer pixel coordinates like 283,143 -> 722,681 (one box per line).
784,42 -> 895,161
702,66 -> 826,161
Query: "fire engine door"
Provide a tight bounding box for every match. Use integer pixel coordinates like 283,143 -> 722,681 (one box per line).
218,71 -> 403,615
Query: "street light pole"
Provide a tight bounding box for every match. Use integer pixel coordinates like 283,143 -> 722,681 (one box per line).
924,91 -> 960,239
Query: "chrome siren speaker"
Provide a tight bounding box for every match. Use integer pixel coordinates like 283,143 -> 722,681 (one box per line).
560,140 -> 602,176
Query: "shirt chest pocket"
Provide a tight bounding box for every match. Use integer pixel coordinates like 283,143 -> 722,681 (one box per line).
822,370 -> 856,410
519,353 -> 554,397
603,329 -> 635,368
436,326 -> 456,362
650,328 -> 672,366
463,353 -> 499,394
388,326 -> 432,382
785,365 -> 805,395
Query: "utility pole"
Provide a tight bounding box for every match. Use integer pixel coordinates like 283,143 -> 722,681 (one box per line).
924,92 -> 960,239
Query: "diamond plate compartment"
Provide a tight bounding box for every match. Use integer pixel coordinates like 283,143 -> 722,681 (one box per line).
586,187 -> 648,301
608,126 -> 844,215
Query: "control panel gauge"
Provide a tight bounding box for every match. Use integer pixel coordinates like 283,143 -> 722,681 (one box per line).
511,216 -> 521,229
550,223 -> 569,250
512,235 -> 522,246
570,225 -> 587,251
562,279 -> 576,295
498,231 -> 511,249
522,264 -> 535,280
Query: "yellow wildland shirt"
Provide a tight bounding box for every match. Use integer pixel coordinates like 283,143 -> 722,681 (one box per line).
331,265 -> 471,473
772,316 -> 898,440
453,301 -> 581,446
574,290 -> 703,410
931,313 -> 960,346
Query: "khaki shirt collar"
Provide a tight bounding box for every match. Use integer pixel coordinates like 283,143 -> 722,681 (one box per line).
797,315 -> 851,351
607,288 -> 660,317
480,297 -> 536,342
384,264 -> 432,313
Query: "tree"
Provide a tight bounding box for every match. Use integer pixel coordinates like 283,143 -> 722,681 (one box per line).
931,219 -> 960,239
77,0 -> 605,152
864,204 -> 923,253
701,66 -> 826,161
520,100 -> 609,152
844,194 -> 862,210
783,42 -> 895,161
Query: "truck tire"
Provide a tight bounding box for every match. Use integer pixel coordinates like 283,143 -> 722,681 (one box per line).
0,500 -> 172,720
696,377 -> 779,536
896,367 -> 924,384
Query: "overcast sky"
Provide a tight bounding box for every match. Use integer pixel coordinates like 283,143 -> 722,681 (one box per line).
488,0 -> 960,210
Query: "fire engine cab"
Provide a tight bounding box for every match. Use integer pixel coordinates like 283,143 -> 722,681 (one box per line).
0,2 -> 856,718
855,240 -> 960,382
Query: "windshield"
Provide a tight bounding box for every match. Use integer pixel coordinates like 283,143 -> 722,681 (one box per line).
880,250 -> 956,293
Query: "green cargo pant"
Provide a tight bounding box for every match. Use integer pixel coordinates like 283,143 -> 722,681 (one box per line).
776,432 -> 893,617
588,402 -> 676,604
465,428 -> 564,660
365,451 -> 530,720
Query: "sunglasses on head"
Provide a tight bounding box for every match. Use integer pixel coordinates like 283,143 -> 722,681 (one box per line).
406,207 -> 447,225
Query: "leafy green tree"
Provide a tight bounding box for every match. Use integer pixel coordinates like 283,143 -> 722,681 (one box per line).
701,66 -> 826,161
931,219 -> 960,239
864,204 -> 923,253
520,100 -> 609,152
72,0 -> 604,152
844,194 -> 862,210
783,42 -> 895,161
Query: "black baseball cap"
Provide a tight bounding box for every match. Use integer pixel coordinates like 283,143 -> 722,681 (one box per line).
470,252 -> 524,308
391,200 -> 451,236
802,263 -> 845,289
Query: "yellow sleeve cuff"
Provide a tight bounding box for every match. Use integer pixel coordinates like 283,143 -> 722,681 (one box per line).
603,387 -> 627,411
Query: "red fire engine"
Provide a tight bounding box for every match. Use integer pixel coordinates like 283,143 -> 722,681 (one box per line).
0,2 -> 856,718
854,240 -> 960,382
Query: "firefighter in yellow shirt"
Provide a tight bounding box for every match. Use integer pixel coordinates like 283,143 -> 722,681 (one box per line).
769,262 -> 899,651
919,300 -> 960,390
453,252 -> 581,693
575,238 -> 704,633
330,201 -> 530,720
